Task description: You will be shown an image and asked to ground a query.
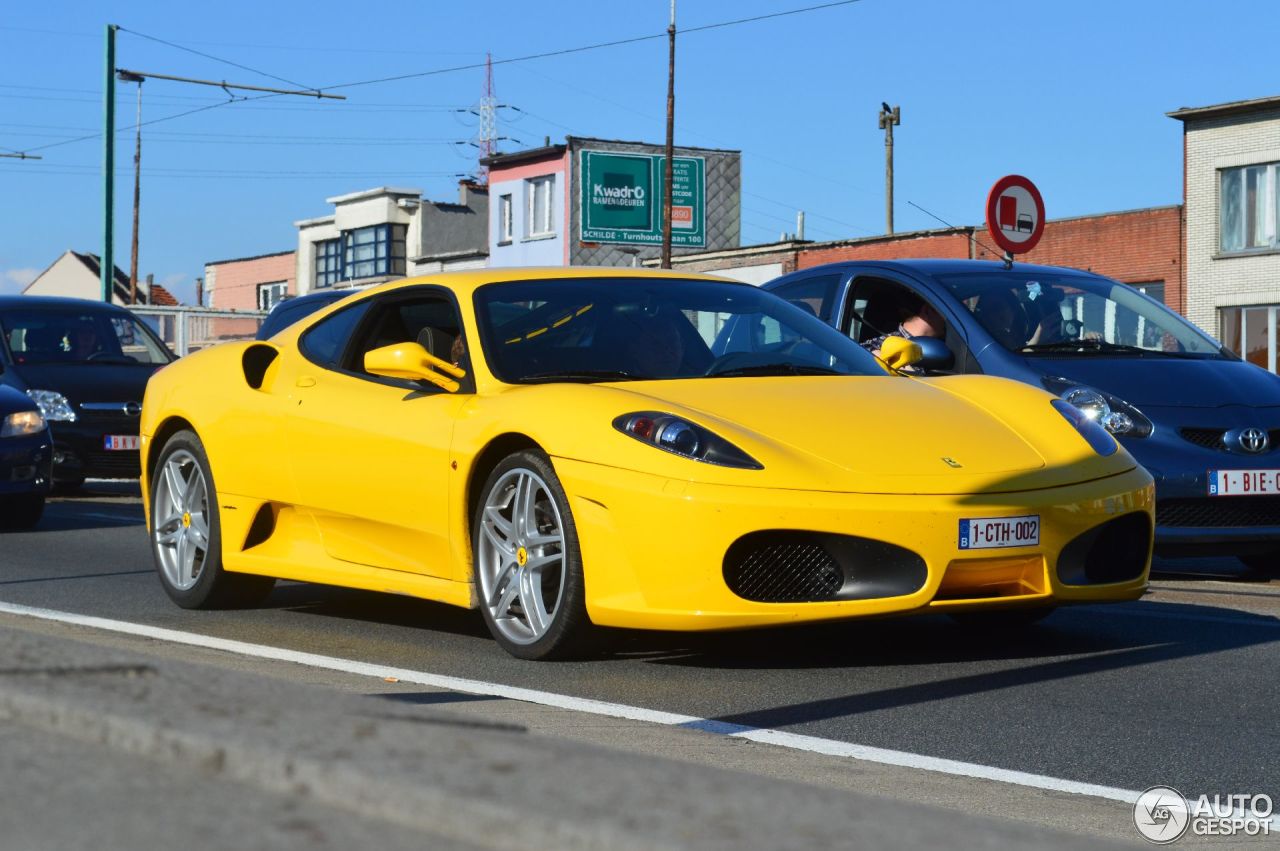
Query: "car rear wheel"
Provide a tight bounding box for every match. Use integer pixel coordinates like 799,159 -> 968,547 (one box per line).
0,494 -> 44,530
151,430 -> 274,608
474,450 -> 591,660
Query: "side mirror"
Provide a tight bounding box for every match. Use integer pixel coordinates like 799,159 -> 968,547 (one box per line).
878,336 -> 922,372
911,336 -> 955,371
364,342 -> 466,392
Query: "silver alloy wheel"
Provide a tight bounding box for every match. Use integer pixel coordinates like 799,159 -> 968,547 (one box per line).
477,467 -> 567,645
152,449 -> 211,592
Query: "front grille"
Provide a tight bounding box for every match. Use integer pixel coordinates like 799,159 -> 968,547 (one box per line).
1179,428 -> 1225,450
727,539 -> 843,603
723,531 -> 927,603
1179,427 -> 1280,454
81,450 -> 140,478
1157,497 -> 1280,528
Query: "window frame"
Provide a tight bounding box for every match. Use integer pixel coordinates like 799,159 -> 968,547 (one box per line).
1219,162 -> 1280,256
314,238 -> 342,288
1221,304 -> 1279,374
526,175 -> 555,239
256,281 -> 289,312
498,193 -> 513,244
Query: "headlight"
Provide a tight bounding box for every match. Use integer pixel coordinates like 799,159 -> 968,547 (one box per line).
1,410 -> 46,437
613,412 -> 762,469
1051,399 -> 1118,457
25,389 -> 77,422
1041,378 -> 1151,438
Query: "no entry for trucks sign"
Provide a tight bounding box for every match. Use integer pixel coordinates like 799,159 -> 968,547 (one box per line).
985,174 -> 1045,255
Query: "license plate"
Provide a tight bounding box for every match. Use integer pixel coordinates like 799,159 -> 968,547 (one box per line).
1208,469 -> 1280,496
103,434 -> 140,451
959,515 -> 1040,550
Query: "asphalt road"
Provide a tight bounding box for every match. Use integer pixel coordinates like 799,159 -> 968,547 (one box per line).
3,483 -> 1279,844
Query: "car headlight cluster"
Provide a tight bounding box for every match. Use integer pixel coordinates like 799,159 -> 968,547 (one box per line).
1041,377 -> 1152,438
613,412 -> 762,469
0,410 -> 46,438
25,389 -> 77,422
1051,399 -> 1118,457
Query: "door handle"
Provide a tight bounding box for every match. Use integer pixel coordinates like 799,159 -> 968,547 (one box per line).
295,376 -> 316,388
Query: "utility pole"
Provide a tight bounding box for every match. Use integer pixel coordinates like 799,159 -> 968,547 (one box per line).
660,0 -> 676,269
119,70 -> 144,304
102,24 -> 117,302
878,102 -> 900,234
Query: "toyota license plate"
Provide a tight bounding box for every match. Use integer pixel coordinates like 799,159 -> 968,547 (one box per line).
1209,469 -> 1280,496
103,435 -> 140,451
959,515 -> 1040,550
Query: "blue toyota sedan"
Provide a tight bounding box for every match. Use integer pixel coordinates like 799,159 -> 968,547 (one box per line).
765,259 -> 1280,573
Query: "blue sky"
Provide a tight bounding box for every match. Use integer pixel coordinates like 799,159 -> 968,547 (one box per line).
1,1 -> 1275,303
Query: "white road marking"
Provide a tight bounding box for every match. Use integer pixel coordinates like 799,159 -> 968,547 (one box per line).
0,601 -> 1239,813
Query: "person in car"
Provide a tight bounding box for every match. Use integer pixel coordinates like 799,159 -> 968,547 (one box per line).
861,300 -> 946,367
68,321 -> 100,360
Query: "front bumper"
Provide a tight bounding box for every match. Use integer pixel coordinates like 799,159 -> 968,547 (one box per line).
554,458 -> 1155,631
47,415 -> 141,481
0,429 -> 54,497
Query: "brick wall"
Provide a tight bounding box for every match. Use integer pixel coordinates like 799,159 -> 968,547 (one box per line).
973,206 -> 1184,313
205,252 -> 296,310
798,231 -> 972,267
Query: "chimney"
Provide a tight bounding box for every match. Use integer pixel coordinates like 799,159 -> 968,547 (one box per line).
196,276 -> 204,308
144,273 -> 154,305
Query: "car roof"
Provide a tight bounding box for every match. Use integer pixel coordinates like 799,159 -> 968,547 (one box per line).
340,266 -> 742,301
785,258 -> 1105,279
0,294 -> 136,313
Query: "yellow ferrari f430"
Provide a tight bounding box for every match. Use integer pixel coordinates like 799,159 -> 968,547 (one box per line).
141,269 -> 1153,659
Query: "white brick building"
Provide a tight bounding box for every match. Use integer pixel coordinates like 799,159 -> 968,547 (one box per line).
1171,96 -> 1280,373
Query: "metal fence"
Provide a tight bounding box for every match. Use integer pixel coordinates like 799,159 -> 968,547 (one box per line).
128,306 -> 267,357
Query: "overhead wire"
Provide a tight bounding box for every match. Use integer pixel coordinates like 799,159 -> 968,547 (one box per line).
118,26 -> 318,92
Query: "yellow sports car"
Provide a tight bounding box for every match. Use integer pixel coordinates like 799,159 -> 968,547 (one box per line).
141,268 -> 1154,660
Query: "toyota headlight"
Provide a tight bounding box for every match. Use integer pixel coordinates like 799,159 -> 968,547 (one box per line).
613,412 -> 762,469
1,410 -> 46,437
25,390 -> 77,422
1041,378 -> 1151,438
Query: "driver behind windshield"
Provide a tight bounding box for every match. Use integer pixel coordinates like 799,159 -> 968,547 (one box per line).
68,320 -> 100,360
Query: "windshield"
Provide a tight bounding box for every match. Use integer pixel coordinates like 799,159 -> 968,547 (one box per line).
474,278 -> 885,383
1,309 -> 173,366
936,272 -> 1225,358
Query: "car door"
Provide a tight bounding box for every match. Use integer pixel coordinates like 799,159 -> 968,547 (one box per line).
284,288 -> 471,579
840,272 -> 978,374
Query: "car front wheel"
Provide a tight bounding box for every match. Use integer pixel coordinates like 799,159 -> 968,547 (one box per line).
150,429 -> 274,608
474,450 -> 591,660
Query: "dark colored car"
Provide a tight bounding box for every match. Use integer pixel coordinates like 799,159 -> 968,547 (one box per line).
0,383 -> 52,529
256,288 -> 364,341
0,296 -> 175,485
764,259 -> 1280,572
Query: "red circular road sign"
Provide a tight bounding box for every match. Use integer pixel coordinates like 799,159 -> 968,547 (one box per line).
985,175 -> 1046,255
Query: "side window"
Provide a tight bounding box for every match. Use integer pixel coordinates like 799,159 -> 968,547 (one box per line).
771,273 -> 841,321
846,275 -> 969,374
299,301 -> 371,368
341,294 -> 466,382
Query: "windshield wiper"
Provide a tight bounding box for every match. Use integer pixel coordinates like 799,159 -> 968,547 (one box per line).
521,369 -> 650,383
704,363 -> 843,378
1020,340 -> 1202,357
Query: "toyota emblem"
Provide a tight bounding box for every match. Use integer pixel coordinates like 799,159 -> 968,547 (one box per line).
1232,427 -> 1270,455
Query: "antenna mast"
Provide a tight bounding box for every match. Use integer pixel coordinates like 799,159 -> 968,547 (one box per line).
477,53 -> 497,184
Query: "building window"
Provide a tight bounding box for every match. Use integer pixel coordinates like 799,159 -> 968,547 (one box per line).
1220,163 -> 1279,254
257,281 -> 288,311
498,194 -> 513,243
343,224 -> 407,280
526,175 -> 554,238
1221,304 -> 1278,373
315,239 -> 342,288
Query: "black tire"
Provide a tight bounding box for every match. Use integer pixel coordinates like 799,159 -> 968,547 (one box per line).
150,429 -> 274,609
1238,552 -> 1280,579
0,494 -> 44,530
948,607 -> 1056,629
472,449 -> 592,660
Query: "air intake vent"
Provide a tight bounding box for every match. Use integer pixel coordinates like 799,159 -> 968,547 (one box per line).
724,531 -> 927,603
